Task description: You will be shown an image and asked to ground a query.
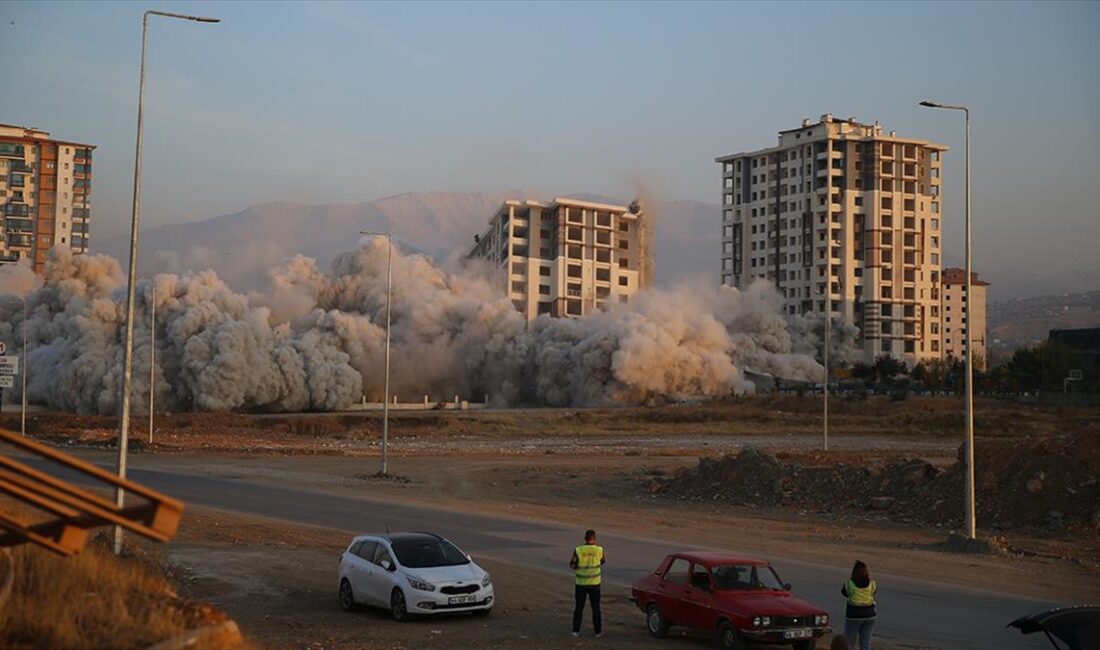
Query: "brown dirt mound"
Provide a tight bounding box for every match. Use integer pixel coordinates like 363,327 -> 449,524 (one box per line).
654,432 -> 1100,534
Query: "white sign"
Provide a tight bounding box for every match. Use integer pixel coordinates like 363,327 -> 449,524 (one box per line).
0,356 -> 17,376
1069,369 -> 1084,381
0,375 -> 12,389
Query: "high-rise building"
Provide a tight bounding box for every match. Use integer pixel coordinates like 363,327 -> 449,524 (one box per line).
0,123 -> 96,272
467,197 -> 651,320
938,267 -> 989,369
716,114 -> 948,365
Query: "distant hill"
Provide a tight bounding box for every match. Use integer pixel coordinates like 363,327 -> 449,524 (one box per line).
987,290 -> 1100,363
97,191 -> 720,290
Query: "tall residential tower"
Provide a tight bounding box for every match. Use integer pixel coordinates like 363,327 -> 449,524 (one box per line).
0,124 -> 95,272
717,114 -> 948,365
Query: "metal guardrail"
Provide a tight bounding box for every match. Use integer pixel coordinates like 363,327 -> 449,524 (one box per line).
0,427 -> 184,556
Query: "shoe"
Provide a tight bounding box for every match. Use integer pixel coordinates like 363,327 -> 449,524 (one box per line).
571,632 -> 579,638
595,632 -> 604,638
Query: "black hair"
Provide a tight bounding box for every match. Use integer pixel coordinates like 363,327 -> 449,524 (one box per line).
585,529 -> 596,542
850,560 -> 869,583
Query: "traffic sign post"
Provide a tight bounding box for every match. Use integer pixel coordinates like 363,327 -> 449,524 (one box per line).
0,356 -> 18,376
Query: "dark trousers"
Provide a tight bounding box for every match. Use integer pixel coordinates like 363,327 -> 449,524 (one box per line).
572,584 -> 602,634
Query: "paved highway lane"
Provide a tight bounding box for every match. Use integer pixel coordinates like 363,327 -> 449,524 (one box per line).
36,459 -> 1056,649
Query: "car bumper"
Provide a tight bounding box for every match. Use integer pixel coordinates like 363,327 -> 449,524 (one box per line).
411,587 -> 494,614
742,626 -> 831,643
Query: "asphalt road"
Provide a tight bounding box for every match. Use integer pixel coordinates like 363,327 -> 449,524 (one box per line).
26,454 -> 1056,649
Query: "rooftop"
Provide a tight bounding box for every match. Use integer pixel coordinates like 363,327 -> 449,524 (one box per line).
941,267 -> 990,287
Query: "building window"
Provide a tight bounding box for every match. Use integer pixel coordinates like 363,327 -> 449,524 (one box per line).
567,264 -> 582,278
619,276 -> 628,286
539,266 -> 550,277
618,240 -> 628,250
539,285 -> 550,295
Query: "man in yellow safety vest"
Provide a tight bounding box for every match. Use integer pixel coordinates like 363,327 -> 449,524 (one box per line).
570,529 -> 606,637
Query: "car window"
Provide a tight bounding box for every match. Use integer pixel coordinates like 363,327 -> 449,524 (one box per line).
712,564 -> 784,591
391,539 -> 470,568
663,558 -> 690,585
356,541 -> 378,562
348,540 -> 363,556
372,544 -> 394,567
690,563 -> 711,590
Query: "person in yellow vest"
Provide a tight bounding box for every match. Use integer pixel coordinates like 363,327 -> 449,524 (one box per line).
570,529 -> 605,637
841,560 -> 877,650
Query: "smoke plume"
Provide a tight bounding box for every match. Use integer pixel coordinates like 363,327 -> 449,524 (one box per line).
0,244 -> 826,413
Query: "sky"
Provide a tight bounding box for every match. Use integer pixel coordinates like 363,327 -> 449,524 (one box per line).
2,0 -> 1098,280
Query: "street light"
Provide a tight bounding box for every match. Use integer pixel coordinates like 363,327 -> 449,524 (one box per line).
919,99 -> 976,540
114,9 -> 220,555
149,280 -> 156,445
21,298 -> 27,436
360,231 -> 393,476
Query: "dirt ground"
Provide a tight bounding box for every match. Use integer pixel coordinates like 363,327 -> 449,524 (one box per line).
170,506 -> 863,650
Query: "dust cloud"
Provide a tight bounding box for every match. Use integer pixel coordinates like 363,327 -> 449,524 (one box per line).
0,243 -> 835,413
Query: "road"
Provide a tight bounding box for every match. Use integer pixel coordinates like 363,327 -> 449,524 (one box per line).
70,460 -> 1055,650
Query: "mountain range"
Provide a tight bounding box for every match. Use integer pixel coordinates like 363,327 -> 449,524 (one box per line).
98,191 -> 720,291
98,191 -> 1095,301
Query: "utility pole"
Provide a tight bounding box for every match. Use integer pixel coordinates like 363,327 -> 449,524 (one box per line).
21,299 -> 27,436
360,231 -> 393,476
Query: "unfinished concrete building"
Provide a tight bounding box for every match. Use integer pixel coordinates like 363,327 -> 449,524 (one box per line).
467,197 -> 651,320
717,114 -> 949,366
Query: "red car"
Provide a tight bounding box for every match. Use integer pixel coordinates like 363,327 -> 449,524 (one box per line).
631,552 -> 831,650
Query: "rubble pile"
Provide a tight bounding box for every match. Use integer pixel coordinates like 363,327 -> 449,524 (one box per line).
653,433 -> 1100,534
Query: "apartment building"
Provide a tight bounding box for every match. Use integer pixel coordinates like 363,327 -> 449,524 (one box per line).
938,267 -> 989,369
716,114 -> 948,366
467,197 -> 651,320
0,123 -> 95,272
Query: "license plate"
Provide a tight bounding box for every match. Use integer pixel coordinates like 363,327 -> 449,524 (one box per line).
448,595 -> 477,605
783,628 -> 813,639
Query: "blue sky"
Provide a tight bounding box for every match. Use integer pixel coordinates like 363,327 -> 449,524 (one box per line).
2,1 -> 1098,277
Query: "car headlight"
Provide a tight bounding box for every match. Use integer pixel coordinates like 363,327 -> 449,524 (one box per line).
815,614 -> 829,625
752,616 -> 761,627
761,616 -> 771,626
406,575 -> 436,592
481,573 -> 492,588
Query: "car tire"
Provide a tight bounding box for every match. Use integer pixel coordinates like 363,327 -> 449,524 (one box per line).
717,621 -> 744,650
390,587 -> 409,622
792,640 -> 816,650
646,604 -> 669,638
338,579 -> 357,612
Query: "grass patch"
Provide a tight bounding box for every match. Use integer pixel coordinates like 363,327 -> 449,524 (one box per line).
0,534 -> 231,649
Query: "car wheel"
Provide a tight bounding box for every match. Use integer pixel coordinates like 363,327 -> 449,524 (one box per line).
646,604 -> 669,638
338,579 -> 356,612
718,621 -> 744,650
390,588 -> 409,622
792,640 -> 816,650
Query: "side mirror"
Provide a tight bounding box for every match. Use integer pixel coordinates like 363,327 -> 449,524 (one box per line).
783,582 -> 792,591
380,560 -> 394,572
466,553 -> 472,561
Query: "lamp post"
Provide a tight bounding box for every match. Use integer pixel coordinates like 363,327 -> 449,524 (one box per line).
114,9 -> 220,555
919,99 -> 975,540
149,280 -> 156,445
360,231 -> 393,476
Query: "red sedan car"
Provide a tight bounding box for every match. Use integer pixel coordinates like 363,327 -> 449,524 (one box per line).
631,552 -> 831,650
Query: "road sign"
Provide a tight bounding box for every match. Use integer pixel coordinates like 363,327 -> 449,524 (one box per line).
0,356 -> 18,376
0,375 -> 12,389
1068,369 -> 1083,381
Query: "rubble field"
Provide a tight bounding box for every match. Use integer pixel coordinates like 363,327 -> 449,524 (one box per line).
651,432 -> 1100,535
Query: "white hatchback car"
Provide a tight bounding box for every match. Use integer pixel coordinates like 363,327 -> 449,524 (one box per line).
337,532 -> 494,620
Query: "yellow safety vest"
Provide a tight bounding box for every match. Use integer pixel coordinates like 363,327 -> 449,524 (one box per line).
575,544 -> 604,586
846,579 -> 876,606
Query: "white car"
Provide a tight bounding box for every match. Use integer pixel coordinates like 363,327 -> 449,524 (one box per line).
337,532 -> 494,620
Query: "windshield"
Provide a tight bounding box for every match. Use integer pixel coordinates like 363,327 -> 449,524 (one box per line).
711,564 -> 784,591
391,539 -> 471,569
